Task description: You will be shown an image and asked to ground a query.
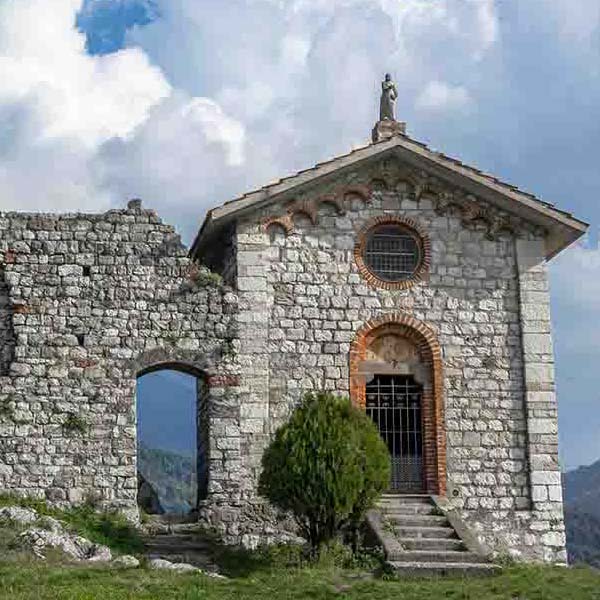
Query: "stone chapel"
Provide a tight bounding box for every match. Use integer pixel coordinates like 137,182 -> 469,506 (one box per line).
0,81 -> 587,565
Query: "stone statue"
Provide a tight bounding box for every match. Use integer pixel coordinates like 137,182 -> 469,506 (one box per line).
379,73 -> 398,121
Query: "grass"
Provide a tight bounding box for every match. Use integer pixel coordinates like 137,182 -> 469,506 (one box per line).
1,494 -> 600,599
0,562 -> 599,600
0,494 -> 144,555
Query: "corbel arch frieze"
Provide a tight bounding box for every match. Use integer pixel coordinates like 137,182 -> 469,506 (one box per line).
262,159 -> 546,241
262,183 -> 372,235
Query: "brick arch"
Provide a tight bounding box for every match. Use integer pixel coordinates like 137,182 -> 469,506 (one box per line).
349,313 -> 446,496
354,215 -> 431,291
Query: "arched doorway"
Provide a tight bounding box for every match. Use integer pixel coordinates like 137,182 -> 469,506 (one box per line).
135,364 -> 208,516
350,314 -> 446,496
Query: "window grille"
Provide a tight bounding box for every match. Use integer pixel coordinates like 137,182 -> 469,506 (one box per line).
363,224 -> 420,281
366,374 -> 423,492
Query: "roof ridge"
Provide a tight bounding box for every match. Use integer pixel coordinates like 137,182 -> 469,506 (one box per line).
190,131 -> 587,260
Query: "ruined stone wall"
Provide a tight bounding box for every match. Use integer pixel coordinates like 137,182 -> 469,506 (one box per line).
0,201 -> 241,520
234,161 -> 566,562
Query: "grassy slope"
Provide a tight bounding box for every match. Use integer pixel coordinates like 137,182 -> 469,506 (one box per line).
0,494 -> 144,555
0,563 -> 600,600
1,492 -> 599,599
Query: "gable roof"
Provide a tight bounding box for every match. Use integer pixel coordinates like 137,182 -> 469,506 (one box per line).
190,132 -> 588,260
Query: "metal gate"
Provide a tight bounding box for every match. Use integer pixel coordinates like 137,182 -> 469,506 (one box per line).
365,374 -> 423,492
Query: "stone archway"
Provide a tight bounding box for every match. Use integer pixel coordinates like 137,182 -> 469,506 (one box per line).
133,350 -> 215,515
350,313 -> 446,496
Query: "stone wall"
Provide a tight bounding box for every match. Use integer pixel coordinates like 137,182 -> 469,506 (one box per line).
0,163 -> 568,559
233,158 -> 565,562
0,200 -> 239,520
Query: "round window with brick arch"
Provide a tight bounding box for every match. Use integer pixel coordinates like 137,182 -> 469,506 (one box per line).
354,216 -> 430,290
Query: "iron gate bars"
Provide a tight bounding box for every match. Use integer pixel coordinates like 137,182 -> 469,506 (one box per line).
363,225 -> 420,281
365,374 -> 423,492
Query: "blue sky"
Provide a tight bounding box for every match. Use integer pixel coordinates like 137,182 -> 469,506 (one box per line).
0,0 -> 598,469
137,370 -> 196,455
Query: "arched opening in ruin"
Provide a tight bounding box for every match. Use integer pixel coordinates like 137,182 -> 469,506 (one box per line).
135,364 -> 208,517
350,314 -> 446,496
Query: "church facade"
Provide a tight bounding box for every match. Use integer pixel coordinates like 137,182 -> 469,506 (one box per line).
0,116 -> 586,563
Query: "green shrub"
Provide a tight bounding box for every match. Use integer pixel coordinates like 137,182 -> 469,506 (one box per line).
259,392 -> 390,556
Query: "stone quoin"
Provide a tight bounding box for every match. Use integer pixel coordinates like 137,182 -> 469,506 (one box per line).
0,81 -> 588,561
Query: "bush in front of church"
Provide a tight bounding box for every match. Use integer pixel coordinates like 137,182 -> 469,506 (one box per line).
258,391 -> 390,556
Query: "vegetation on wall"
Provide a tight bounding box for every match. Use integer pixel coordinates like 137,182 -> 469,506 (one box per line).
259,391 -> 390,556
62,412 -> 90,436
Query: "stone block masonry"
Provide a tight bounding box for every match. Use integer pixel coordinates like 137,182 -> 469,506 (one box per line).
247,162 -> 567,563
0,149 -> 571,561
0,201 -> 239,521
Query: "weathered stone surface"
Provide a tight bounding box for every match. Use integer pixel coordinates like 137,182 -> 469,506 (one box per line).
147,558 -> 199,572
0,506 -> 38,524
112,555 -> 140,568
0,205 -> 243,538
19,527 -> 112,562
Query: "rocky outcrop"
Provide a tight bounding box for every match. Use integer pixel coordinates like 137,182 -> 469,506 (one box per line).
147,557 -> 226,578
112,555 -> 140,568
3,506 -> 113,562
0,506 -> 38,525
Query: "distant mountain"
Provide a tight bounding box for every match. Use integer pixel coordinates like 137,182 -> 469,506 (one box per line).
563,458 -> 600,568
137,445 -> 197,515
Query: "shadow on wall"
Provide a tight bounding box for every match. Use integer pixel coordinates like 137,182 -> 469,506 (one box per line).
0,266 -> 15,376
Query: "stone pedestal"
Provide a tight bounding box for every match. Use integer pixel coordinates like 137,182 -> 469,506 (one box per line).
372,119 -> 407,143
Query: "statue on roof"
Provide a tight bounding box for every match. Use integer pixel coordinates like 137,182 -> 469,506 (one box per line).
379,73 -> 398,121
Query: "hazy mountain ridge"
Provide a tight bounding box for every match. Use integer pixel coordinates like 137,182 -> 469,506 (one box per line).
137,444 -> 197,515
563,458 -> 600,568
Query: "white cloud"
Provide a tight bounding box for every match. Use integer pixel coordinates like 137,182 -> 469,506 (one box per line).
550,241 -> 600,358
474,0 -> 499,50
120,0 -> 501,228
550,0 -> 600,42
0,0 -> 501,224
415,80 -> 473,112
0,0 -> 170,148
0,0 -> 245,215
91,92 -> 248,233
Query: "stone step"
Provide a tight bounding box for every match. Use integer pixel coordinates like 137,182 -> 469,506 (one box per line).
379,494 -> 432,503
398,537 -> 466,551
144,541 -> 213,552
379,503 -> 438,515
389,549 -> 488,564
143,532 -> 217,572
385,514 -> 449,527
378,501 -> 433,510
142,533 -> 209,543
144,544 -> 213,554
388,561 -> 500,577
142,534 -> 214,556
393,525 -> 457,539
